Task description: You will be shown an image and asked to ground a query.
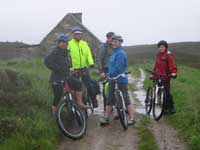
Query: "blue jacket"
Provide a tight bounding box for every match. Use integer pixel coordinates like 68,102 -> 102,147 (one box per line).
108,46 -> 128,83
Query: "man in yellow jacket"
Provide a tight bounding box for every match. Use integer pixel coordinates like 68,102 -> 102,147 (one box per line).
68,27 -> 98,108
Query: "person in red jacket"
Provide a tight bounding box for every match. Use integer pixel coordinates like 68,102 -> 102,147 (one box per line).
153,40 -> 177,114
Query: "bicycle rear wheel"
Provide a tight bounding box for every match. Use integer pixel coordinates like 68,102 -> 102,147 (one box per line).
56,100 -> 87,139
145,87 -> 153,114
115,91 -> 128,130
153,88 -> 165,121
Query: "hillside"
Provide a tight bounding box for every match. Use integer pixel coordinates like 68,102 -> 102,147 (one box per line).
125,42 -> 200,68
0,42 -> 40,59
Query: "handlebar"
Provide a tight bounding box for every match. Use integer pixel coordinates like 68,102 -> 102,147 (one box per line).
70,67 -> 88,75
145,69 -> 174,79
106,71 -> 131,81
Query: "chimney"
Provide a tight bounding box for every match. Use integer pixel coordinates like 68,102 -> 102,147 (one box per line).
72,13 -> 82,23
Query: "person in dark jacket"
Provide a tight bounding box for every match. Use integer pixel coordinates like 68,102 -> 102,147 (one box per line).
96,32 -> 115,77
44,34 -> 86,114
153,40 -> 177,113
96,32 -> 115,111
100,35 -> 136,126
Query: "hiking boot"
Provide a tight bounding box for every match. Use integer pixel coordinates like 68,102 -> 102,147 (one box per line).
92,101 -> 98,108
128,118 -> 136,125
100,116 -> 109,126
169,108 -> 176,114
163,108 -> 169,115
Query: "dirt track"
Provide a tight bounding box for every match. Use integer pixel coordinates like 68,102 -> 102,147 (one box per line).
57,70 -> 187,150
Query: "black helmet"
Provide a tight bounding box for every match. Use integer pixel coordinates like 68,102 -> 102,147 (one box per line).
157,40 -> 168,49
106,32 -> 115,38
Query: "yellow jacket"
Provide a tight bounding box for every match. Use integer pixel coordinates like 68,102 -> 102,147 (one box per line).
68,38 -> 94,70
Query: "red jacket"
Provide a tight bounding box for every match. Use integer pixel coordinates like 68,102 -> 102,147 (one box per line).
153,50 -> 177,81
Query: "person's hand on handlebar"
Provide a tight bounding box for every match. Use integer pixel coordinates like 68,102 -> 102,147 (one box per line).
99,72 -> 106,80
89,65 -> 95,69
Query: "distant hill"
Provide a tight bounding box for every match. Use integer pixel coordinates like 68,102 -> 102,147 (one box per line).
0,41 -> 30,48
125,42 -> 200,68
0,42 -> 40,59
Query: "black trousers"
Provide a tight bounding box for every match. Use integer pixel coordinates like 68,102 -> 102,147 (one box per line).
52,83 -> 63,107
162,81 -> 175,110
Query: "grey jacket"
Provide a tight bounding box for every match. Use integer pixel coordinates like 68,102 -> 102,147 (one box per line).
96,43 -> 113,73
44,46 -> 71,82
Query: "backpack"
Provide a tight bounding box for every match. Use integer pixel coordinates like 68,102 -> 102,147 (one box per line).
166,51 -> 178,76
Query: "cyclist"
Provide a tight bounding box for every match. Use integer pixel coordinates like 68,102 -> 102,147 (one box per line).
44,34 -> 86,114
153,40 -> 177,114
96,32 -> 115,111
100,35 -> 136,125
68,27 -> 98,108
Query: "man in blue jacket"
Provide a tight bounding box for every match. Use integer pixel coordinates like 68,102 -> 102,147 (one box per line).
100,35 -> 136,125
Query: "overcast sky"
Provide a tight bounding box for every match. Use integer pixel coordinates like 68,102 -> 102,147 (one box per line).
0,0 -> 200,45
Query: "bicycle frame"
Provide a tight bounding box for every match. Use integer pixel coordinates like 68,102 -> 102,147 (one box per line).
106,72 -> 130,110
153,79 -> 165,105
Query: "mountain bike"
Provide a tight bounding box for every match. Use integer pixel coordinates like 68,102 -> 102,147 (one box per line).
106,72 -> 131,130
145,69 -> 171,121
55,81 -> 87,139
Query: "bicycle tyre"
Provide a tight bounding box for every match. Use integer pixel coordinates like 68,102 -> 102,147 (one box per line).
145,87 -> 153,115
153,88 -> 166,121
115,91 -> 128,130
55,100 -> 87,139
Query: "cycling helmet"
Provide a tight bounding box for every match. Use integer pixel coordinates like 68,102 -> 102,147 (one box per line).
118,36 -> 123,43
71,27 -> 83,34
111,34 -> 121,40
56,34 -> 70,42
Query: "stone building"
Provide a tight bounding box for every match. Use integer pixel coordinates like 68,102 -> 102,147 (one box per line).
40,13 -> 102,54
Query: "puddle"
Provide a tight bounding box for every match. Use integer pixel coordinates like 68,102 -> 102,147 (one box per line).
129,68 -> 147,115
93,69 -> 147,116
93,94 -> 104,116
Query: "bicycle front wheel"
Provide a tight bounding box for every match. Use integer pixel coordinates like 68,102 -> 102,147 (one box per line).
56,100 -> 87,139
145,87 -> 153,115
115,91 -> 128,130
153,88 -> 165,121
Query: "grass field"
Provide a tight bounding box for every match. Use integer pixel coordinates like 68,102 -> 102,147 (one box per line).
0,58 -> 59,150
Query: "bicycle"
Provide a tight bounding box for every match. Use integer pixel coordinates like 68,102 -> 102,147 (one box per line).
55,80 -> 87,139
145,69 -> 171,121
105,72 -> 131,130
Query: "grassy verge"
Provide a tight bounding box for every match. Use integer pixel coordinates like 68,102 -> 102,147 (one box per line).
0,58 -> 59,150
135,115 -> 159,150
142,64 -> 200,150
129,65 -> 158,150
